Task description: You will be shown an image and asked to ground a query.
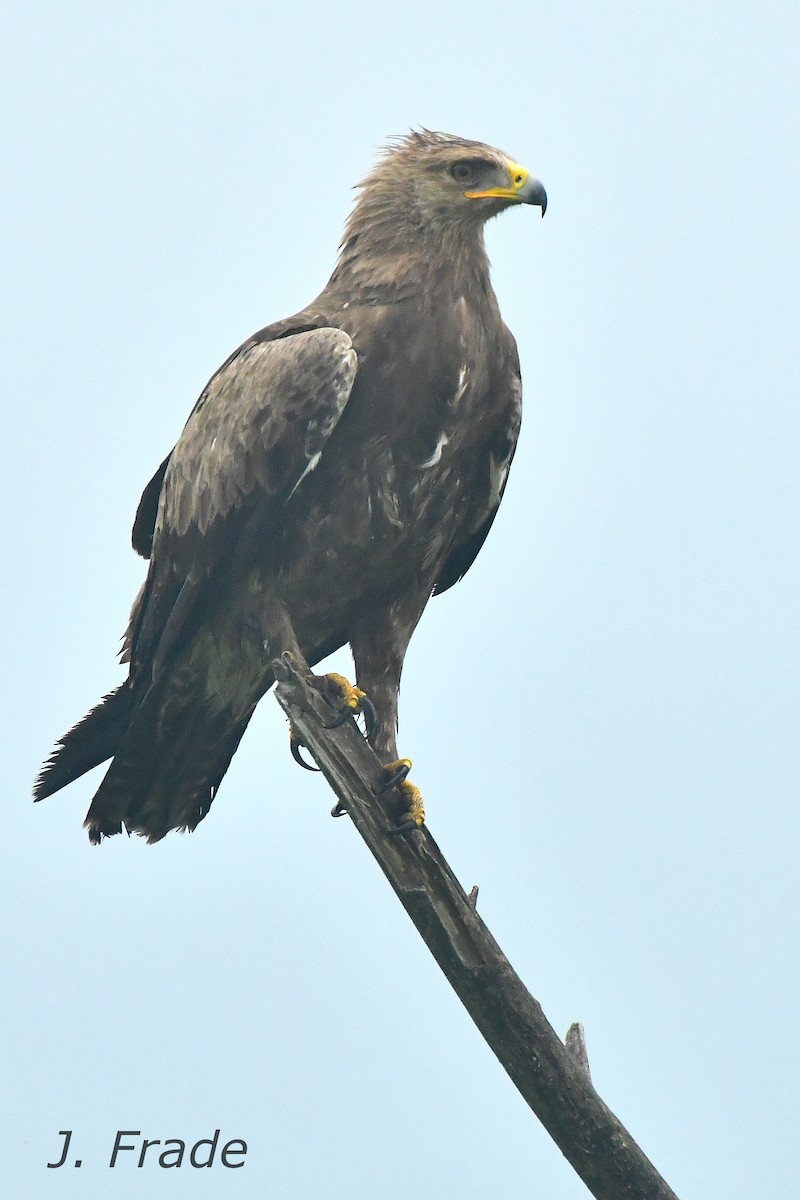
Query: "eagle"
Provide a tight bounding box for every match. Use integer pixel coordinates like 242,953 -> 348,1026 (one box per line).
34,131 -> 547,843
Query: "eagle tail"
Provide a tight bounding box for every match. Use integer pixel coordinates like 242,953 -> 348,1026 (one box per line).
81,673 -> 266,844
33,683 -> 133,802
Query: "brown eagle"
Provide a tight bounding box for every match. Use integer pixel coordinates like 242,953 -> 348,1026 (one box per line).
34,131 -> 547,843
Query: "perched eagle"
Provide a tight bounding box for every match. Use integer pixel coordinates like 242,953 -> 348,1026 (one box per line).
34,131 -> 547,843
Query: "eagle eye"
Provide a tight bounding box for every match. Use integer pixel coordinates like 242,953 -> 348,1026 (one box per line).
450,161 -> 478,185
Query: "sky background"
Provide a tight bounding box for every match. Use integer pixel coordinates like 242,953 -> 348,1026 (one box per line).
3,1 -> 799,1196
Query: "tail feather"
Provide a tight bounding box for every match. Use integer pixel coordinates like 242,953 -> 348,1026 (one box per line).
36,654 -> 274,844
82,670 -> 271,844
34,683 -> 133,802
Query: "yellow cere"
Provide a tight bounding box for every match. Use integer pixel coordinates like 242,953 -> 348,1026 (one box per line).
465,159 -> 530,201
506,160 -> 530,191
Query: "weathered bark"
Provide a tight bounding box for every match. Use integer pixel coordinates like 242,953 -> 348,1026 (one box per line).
272,651 -> 679,1200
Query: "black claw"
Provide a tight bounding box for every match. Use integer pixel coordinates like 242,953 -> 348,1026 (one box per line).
290,738 -> 320,772
331,801 -> 348,818
325,693 -> 378,740
361,695 -> 378,740
325,708 -> 355,730
386,817 -> 418,835
377,760 -> 411,794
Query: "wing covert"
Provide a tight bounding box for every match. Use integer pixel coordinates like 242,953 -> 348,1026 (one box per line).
160,327 -> 357,543
131,327 -> 357,677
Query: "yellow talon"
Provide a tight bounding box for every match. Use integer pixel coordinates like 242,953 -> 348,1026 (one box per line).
321,672 -> 378,737
382,758 -> 425,827
326,671 -> 366,708
400,779 -> 425,827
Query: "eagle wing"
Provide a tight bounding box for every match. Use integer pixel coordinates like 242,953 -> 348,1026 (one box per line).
129,326 -> 358,681
434,366 -> 522,595
130,311 -> 335,559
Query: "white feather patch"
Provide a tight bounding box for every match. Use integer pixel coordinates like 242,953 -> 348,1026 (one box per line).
489,452 -> 511,504
453,365 -> 469,404
289,450 -> 322,498
419,433 -> 449,469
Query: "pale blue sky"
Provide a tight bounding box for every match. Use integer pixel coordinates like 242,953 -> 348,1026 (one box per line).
3,1 -> 799,1196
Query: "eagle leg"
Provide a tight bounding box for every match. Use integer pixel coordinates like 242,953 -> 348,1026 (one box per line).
287,668 -> 422,830
320,674 -> 424,827
347,588 -> 434,831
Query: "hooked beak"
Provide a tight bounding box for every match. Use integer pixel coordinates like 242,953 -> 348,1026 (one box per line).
465,160 -> 547,216
515,173 -> 547,216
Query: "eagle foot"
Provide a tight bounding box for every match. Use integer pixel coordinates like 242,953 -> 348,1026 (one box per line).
289,725 -> 320,772
320,672 -> 377,739
379,759 -> 425,831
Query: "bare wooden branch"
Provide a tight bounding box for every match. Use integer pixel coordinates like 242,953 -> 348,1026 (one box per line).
273,651 -> 679,1200
565,1021 -> 593,1083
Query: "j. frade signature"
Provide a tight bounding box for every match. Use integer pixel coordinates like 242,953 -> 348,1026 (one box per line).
46,1128 -> 247,1168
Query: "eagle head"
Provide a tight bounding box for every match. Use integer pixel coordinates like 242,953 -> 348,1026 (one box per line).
362,130 -> 547,228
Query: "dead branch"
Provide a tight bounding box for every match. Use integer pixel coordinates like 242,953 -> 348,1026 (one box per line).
272,650 -> 679,1200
